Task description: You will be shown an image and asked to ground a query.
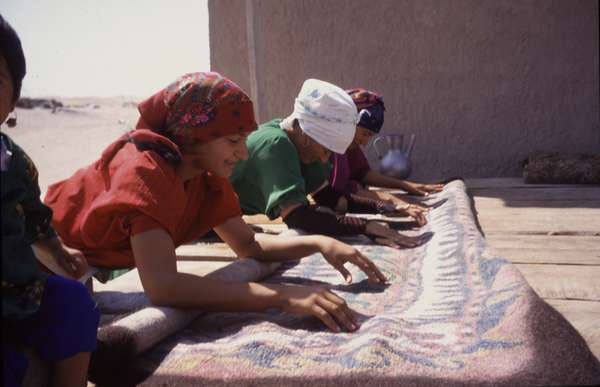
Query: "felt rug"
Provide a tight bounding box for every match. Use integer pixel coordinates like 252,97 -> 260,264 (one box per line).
92,181 -> 600,386
90,258 -> 281,381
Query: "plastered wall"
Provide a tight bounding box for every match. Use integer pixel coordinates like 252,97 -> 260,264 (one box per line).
209,0 -> 599,179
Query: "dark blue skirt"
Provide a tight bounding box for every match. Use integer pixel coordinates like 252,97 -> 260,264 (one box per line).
3,275 -> 100,387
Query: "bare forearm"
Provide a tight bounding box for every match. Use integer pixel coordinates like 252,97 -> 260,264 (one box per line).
147,272 -> 284,311
351,186 -> 374,199
363,170 -> 413,190
32,236 -> 88,278
369,190 -> 408,205
134,228 -> 289,312
32,237 -> 67,275
245,234 -> 324,262
32,236 -> 64,255
354,184 -> 410,208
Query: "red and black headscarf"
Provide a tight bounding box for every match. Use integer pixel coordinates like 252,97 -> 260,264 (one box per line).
346,88 -> 386,134
137,72 -> 257,145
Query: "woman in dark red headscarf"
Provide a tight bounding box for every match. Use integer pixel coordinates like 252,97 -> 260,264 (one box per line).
45,72 -> 387,333
318,88 -> 444,227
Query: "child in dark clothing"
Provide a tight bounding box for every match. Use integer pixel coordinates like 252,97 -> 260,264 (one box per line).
1,14 -> 99,387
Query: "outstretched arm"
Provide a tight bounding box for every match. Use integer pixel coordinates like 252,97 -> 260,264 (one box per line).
32,237 -> 89,279
280,201 -> 425,249
131,227 -> 360,332
132,228 -> 276,310
348,186 -> 429,226
362,170 -> 444,196
213,216 -> 386,285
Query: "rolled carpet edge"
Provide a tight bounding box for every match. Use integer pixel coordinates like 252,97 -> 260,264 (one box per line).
90,258 -> 281,379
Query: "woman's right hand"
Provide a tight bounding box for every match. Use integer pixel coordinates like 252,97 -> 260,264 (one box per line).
400,203 -> 429,226
318,237 -> 387,285
277,284 -> 359,333
365,221 -> 425,249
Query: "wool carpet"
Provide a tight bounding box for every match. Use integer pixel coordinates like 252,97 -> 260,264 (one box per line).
91,181 -> 600,386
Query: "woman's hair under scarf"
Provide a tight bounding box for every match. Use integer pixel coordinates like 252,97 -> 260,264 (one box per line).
346,88 -> 386,134
0,15 -> 26,103
136,72 -> 257,145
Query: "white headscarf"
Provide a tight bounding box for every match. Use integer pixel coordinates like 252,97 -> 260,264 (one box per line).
281,79 -> 358,154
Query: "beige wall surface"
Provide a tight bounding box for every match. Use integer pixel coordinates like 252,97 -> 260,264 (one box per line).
210,0 -> 599,180
209,0 -> 251,95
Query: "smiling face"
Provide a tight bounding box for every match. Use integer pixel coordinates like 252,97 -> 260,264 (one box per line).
179,132 -> 249,178
0,54 -> 15,124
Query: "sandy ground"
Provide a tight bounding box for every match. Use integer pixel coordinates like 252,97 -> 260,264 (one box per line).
4,97 -> 141,196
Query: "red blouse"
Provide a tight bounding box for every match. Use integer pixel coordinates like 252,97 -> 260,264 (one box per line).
45,130 -> 241,269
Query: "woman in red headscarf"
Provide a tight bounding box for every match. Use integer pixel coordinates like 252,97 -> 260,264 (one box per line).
45,72 -> 387,333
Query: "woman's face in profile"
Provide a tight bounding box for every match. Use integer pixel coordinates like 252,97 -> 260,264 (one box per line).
0,54 -> 15,124
180,133 -> 249,177
293,121 -> 331,164
297,134 -> 331,164
353,126 -> 375,147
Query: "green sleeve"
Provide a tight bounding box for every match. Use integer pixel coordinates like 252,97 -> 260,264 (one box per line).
302,160 -> 333,194
257,136 -> 308,219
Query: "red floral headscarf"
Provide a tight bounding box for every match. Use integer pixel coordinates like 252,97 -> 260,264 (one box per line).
136,72 -> 257,145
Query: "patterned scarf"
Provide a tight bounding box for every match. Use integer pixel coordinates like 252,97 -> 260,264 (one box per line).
346,88 -> 386,133
136,72 -> 257,144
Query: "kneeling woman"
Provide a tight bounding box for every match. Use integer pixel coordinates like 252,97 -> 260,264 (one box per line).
44,73 -> 386,333
327,88 -> 444,226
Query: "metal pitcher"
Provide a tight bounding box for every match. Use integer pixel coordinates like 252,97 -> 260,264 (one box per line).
372,134 -> 416,179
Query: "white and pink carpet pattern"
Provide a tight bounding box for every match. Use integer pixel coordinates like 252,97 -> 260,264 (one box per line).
93,181 -> 600,386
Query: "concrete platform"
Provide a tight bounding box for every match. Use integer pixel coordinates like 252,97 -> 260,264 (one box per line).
466,177 -> 600,359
